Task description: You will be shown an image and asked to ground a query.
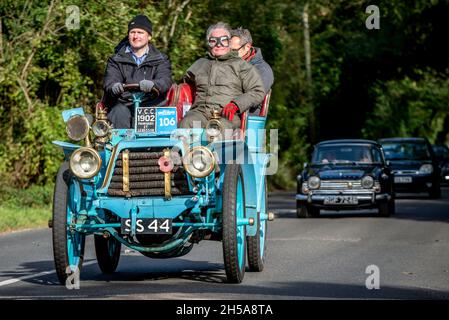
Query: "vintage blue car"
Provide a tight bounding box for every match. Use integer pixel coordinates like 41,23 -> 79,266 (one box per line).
51,83 -> 274,285
296,139 -> 395,217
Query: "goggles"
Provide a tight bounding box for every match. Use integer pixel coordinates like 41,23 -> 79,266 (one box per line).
232,42 -> 248,51
208,36 -> 230,48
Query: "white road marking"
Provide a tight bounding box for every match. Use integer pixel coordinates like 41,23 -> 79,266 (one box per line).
0,261 -> 97,287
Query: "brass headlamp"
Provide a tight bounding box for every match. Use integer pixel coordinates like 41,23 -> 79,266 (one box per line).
205,108 -> 224,142
69,147 -> 102,179
66,115 -> 90,142
183,146 -> 215,178
92,104 -> 112,145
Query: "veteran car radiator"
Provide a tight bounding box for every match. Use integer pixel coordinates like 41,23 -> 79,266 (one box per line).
107,148 -> 190,197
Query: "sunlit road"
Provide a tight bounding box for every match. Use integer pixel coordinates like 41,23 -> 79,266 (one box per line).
1,188 -> 449,300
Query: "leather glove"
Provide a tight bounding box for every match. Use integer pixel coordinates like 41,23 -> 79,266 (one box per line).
111,83 -> 124,96
222,102 -> 239,121
140,79 -> 154,93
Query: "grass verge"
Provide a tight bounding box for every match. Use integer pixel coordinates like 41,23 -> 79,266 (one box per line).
0,184 -> 53,233
0,206 -> 51,233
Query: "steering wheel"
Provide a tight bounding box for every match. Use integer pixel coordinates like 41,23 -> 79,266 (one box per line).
120,83 -> 160,105
123,83 -> 159,96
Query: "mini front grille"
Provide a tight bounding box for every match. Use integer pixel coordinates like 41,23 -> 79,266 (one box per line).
107,148 -> 191,197
320,180 -> 363,190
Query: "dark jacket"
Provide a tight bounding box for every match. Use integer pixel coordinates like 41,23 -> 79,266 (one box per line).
249,48 -> 274,94
186,51 -> 265,113
103,43 -> 173,108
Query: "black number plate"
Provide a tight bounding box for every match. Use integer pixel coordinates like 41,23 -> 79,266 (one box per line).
323,196 -> 358,205
135,107 -> 156,133
121,218 -> 172,234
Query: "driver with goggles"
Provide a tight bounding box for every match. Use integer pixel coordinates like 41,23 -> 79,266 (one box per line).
207,35 -> 230,48
179,22 -> 265,130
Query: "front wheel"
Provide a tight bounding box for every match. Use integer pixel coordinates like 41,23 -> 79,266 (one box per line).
94,235 -> 121,274
429,185 -> 441,199
378,199 -> 395,217
222,164 -> 246,283
52,162 -> 86,286
297,202 -> 320,218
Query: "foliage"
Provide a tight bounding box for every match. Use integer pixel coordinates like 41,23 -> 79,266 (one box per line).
0,183 -> 53,208
0,0 -> 209,187
363,71 -> 449,142
1,0 -> 448,191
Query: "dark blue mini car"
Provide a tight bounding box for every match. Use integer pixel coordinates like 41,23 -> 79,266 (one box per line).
379,137 -> 441,198
432,144 -> 449,185
296,139 -> 395,217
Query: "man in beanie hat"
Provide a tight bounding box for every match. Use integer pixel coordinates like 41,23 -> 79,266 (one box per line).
104,14 -> 173,128
128,14 -> 153,35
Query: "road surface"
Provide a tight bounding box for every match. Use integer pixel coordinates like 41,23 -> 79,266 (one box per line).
1,189 -> 448,299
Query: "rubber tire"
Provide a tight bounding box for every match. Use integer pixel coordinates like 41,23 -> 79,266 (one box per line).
389,198 -> 396,216
297,202 -> 320,218
429,185 -> 441,199
222,164 -> 246,283
94,235 -> 121,274
247,178 -> 267,272
378,199 -> 395,217
52,162 -> 85,285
